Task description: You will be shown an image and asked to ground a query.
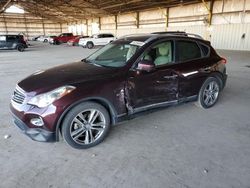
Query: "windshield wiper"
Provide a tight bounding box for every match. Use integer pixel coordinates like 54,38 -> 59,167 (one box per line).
83,59 -> 92,64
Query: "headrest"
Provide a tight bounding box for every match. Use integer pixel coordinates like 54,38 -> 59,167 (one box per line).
157,43 -> 170,56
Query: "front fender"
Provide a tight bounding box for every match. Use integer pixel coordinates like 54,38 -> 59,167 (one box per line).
55,96 -> 118,141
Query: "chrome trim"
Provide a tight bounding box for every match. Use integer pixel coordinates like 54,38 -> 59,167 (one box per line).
12,86 -> 26,104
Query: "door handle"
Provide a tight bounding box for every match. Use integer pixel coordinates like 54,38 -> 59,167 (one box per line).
164,74 -> 178,79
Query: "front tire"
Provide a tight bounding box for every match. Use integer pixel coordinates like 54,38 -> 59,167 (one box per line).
196,77 -> 221,109
86,42 -> 94,49
62,102 -> 110,149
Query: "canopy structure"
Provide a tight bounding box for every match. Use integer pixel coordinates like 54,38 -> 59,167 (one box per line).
0,0 -> 202,22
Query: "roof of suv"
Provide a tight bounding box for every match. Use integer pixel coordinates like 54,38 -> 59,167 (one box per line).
118,31 -> 209,45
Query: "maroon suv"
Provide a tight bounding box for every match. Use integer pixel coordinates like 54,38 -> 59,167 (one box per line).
10,32 -> 227,149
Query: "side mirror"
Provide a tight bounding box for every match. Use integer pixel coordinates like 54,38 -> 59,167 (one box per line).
137,60 -> 155,72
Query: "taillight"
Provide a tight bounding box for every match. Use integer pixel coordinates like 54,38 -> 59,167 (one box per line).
221,58 -> 227,64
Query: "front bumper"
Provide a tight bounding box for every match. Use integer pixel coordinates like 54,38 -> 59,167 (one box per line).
12,113 -> 56,142
78,41 -> 87,47
9,95 -> 65,142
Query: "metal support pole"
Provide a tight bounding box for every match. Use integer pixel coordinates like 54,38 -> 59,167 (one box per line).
2,13 -> 8,34
136,12 -> 139,28
42,18 -> 45,35
86,19 -> 88,36
98,17 -> 101,30
115,15 -> 118,30
60,23 -> 63,33
24,13 -> 29,37
202,0 -> 214,26
166,8 -> 169,30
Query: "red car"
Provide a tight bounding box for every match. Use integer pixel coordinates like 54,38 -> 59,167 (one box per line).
50,33 -> 77,45
67,36 -> 89,46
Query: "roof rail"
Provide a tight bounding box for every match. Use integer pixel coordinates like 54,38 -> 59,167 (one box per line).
151,31 -> 203,39
151,31 -> 187,35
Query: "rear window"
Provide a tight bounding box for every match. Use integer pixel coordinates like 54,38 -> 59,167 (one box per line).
176,40 -> 201,62
199,43 -> 210,57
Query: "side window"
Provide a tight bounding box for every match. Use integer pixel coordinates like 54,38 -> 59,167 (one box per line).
142,41 -> 173,66
106,34 -> 114,38
7,36 -> 17,41
199,43 -> 210,57
176,40 -> 201,61
0,36 -> 7,41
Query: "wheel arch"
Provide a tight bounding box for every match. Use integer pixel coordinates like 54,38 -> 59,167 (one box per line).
55,97 -> 117,141
86,41 -> 94,44
209,71 -> 224,89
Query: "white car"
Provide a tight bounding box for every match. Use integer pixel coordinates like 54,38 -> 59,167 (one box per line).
36,36 -> 46,42
79,33 -> 116,49
37,36 -> 56,43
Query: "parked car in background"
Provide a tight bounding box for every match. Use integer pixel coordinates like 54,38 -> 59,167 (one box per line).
67,36 -> 89,46
32,35 -> 43,41
79,33 -> 116,49
50,33 -> 77,45
10,32 -> 227,149
36,35 -> 46,42
0,34 -> 28,52
43,35 -> 57,43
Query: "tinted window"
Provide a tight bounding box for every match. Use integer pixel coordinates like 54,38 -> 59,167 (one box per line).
103,34 -> 114,38
176,41 -> 201,61
7,36 -> 17,41
200,43 -> 210,56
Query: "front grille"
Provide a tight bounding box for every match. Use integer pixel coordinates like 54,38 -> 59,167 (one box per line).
12,87 -> 26,104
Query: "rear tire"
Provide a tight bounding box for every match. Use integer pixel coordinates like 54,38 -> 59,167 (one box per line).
17,45 -> 25,52
62,102 -> 111,149
86,42 -> 94,49
196,77 -> 221,109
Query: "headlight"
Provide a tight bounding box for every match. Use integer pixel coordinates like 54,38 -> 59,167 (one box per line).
28,86 -> 75,108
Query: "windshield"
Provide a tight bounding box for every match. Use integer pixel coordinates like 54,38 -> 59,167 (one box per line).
85,41 -> 141,68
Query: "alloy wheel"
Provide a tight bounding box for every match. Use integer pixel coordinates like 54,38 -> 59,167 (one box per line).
203,81 -> 219,106
69,109 -> 106,145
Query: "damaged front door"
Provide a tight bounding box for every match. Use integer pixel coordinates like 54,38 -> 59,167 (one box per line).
125,40 -> 179,113
126,67 -> 179,113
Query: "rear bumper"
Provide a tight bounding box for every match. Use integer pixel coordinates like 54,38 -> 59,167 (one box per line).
12,113 -> 56,142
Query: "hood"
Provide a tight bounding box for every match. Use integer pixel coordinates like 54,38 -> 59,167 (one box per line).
18,61 -> 120,94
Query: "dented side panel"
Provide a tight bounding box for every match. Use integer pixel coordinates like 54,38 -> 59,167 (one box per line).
125,68 -> 178,112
